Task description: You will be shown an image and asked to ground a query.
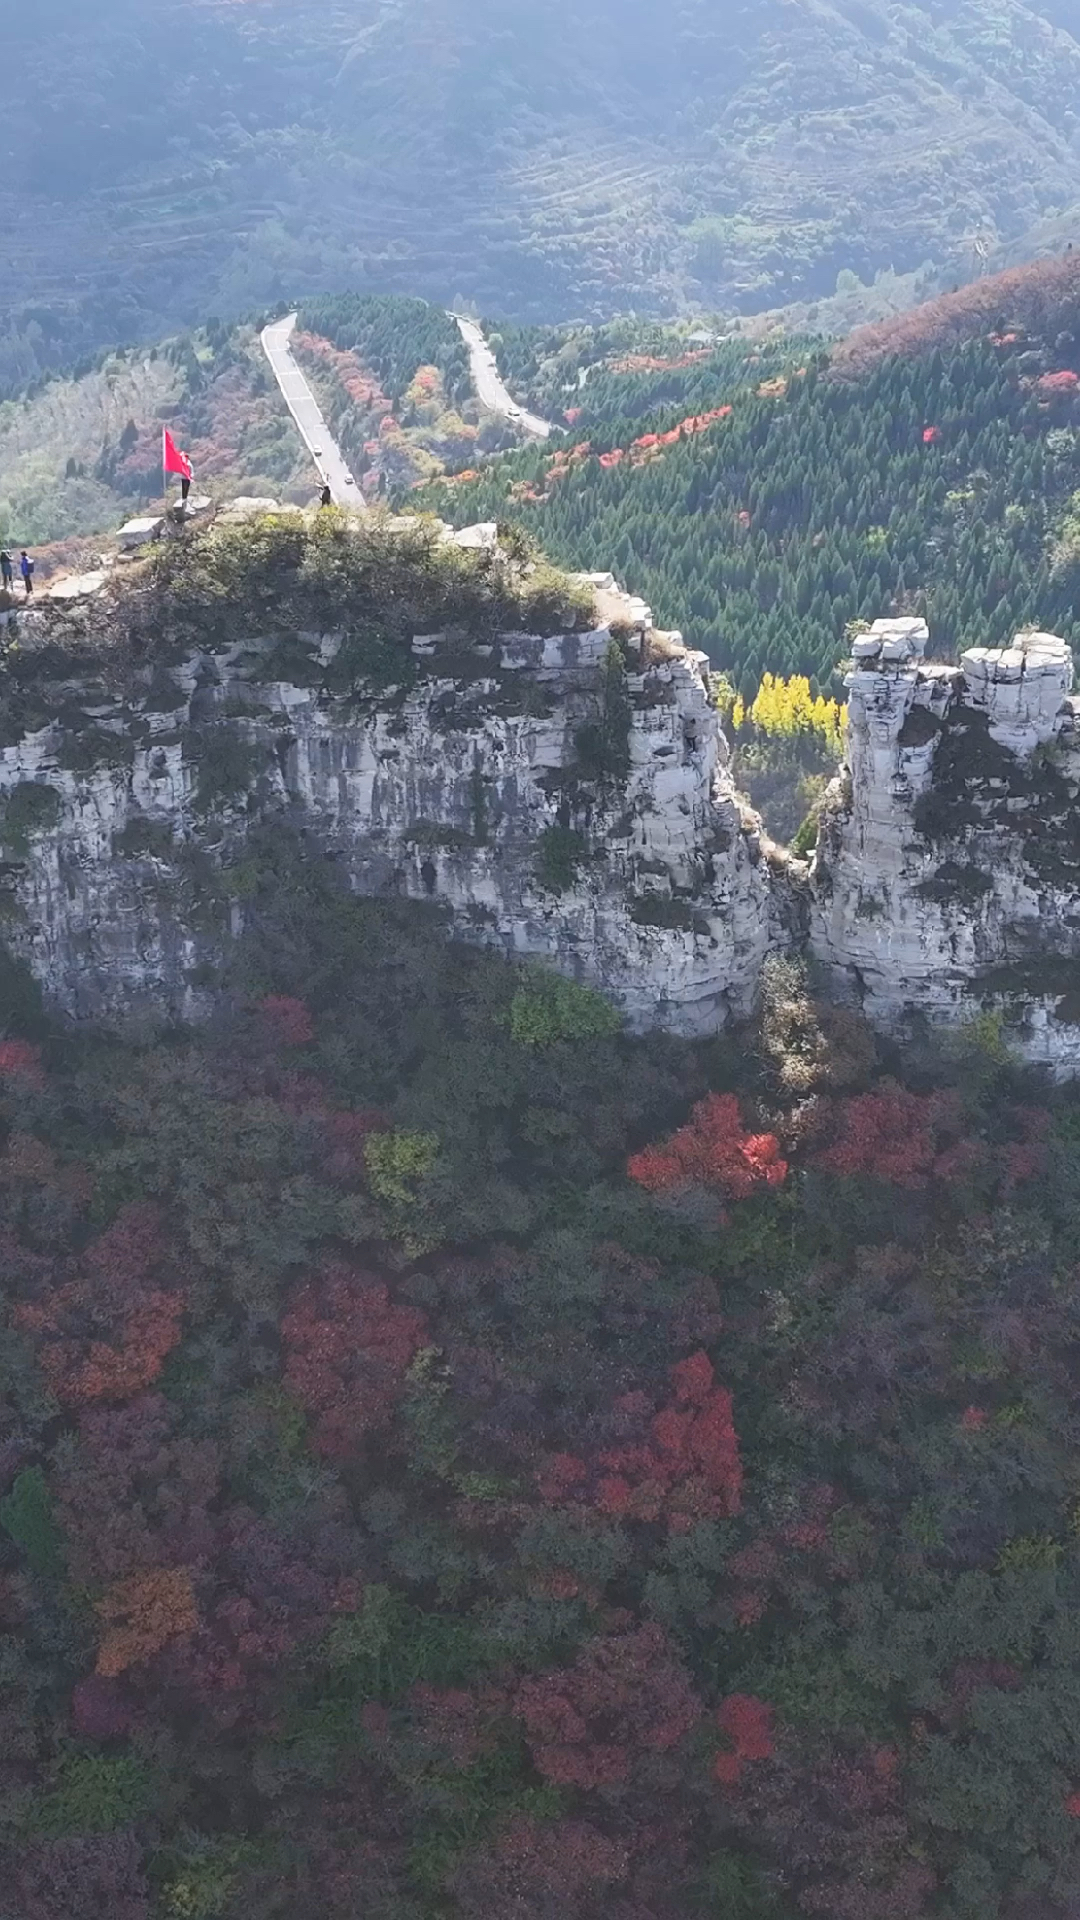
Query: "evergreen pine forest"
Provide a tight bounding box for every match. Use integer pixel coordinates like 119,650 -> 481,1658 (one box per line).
415,330 -> 1080,699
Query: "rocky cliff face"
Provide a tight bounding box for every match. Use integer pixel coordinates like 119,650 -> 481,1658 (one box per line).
6,558 -> 1080,1071
0,575 -> 771,1036
811,618 -> 1080,1072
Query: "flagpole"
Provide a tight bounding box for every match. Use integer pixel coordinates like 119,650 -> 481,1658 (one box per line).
162,426 -> 167,513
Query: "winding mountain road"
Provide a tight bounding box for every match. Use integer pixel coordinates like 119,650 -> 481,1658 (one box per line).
451,314 -> 553,439
261,309 -> 553,498
260,314 -> 366,509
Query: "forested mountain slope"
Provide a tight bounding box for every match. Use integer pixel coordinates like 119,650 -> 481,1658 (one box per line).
415,283 -> 1080,693
4,0 -> 1080,388
4,853 -> 1080,1919
12,247 -> 1080,698
833,251 -> 1080,379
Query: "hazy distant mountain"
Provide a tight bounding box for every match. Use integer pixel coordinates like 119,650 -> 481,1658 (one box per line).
3,0 -> 1080,387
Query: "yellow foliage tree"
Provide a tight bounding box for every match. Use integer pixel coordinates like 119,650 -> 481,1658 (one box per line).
740,673 -> 846,751
363,1129 -> 443,1258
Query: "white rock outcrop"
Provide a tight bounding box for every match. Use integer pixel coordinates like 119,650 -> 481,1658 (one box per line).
116,516 -> 164,551
811,621 -> 1080,1072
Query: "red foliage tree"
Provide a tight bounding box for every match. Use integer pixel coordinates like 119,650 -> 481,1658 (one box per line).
53,1393 -> 219,1589
225,1761 -> 410,1918
715,1692 -> 775,1782
322,1107 -> 392,1183
292,331 -> 393,418
941,1659 -> 1022,1731
536,1351 -> 742,1529
170,1506 -> 362,1713
405,1681 -> 510,1769
726,1483 -> 849,1628
812,1086 -> 965,1188
831,249 -> 1080,379
814,1086 -> 1049,1196
13,1203 -> 184,1406
1002,1106 -> 1050,1189
71,1674 -> 136,1740
53,1385 -> 362,1713
95,1566 -> 198,1677
514,1623 -> 701,1789
282,1262 -> 427,1459
727,1744 -> 935,1918
0,1129 -> 92,1217
256,1065 -> 389,1177
628,1093 -> 787,1208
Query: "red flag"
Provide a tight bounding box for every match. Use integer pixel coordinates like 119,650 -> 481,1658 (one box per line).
162,428 -> 193,481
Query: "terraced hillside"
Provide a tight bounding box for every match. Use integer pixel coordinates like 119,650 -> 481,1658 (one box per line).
4,0 -> 1080,388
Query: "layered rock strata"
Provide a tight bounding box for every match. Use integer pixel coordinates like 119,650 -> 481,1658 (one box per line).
6,555 -> 1080,1072
0,581 -> 771,1035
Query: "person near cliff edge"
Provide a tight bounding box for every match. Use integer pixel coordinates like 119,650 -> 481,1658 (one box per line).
320,483 -> 332,508
19,551 -> 34,597
0,551 -> 12,592
163,427 -> 194,510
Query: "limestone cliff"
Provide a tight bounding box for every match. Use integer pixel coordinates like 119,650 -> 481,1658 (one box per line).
811,618 -> 1080,1071
6,524 -> 1080,1073
0,567 -> 770,1036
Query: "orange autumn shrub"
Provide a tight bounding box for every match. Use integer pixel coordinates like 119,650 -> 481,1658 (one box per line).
13,1204 -> 184,1406
96,1567 -> 197,1677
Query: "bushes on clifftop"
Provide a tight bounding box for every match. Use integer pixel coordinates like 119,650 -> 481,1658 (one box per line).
135,511 -> 594,674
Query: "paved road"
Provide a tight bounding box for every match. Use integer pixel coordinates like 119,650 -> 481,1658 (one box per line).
452,314 -> 552,439
260,314 -> 366,509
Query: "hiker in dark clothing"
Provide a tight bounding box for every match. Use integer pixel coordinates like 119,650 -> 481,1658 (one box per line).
181,476 -> 191,504
19,552 -> 34,597
0,552 -> 12,592
320,484 -> 332,508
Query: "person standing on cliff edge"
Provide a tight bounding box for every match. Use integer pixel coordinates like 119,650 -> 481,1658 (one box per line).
163,427 -> 194,507
0,551 -> 12,592
19,551 -> 34,597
